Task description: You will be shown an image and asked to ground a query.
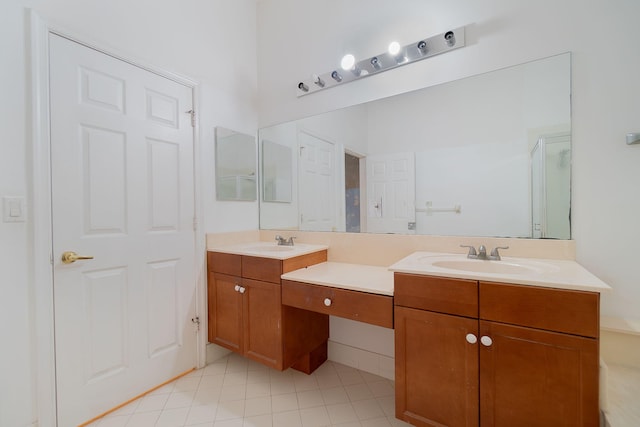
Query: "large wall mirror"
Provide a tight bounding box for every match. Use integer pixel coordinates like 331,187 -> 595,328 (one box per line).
215,127 -> 257,201
259,53 -> 571,239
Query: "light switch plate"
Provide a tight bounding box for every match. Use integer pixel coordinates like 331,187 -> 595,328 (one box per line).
3,196 -> 26,222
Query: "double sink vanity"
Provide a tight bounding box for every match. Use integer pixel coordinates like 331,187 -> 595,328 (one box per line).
207,239 -> 609,427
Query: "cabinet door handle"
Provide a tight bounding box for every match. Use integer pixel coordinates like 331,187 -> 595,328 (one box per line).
323,298 -> 332,307
480,336 -> 493,347
239,286 -> 246,294
465,333 -> 477,344
234,284 -> 241,292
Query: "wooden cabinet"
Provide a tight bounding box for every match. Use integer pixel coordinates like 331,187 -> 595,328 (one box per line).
207,250 -> 328,372
394,273 -> 600,427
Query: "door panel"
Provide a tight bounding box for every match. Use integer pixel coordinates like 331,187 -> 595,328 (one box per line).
50,34 -> 196,426
395,306 -> 479,427
479,321 -> 599,427
243,278 -> 283,369
208,273 -> 243,352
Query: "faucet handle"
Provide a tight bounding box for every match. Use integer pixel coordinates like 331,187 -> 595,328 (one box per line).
490,246 -> 509,260
460,245 -> 477,258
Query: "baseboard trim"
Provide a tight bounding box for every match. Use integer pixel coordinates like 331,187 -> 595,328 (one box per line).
77,368 -> 195,427
327,340 -> 395,380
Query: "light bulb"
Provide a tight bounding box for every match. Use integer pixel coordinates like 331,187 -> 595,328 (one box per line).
341,54 -> 356,71
388,41 -> 401,56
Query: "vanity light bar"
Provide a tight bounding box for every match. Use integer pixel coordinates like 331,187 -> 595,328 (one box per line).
296,26 -> 466,97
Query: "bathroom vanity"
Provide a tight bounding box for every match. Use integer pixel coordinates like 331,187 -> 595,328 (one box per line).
207,241 -> 609,426
390,252 -> 608,427
207,243 -> 329,373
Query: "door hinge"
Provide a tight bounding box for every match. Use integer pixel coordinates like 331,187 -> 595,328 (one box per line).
191,316 -> 201,332
186,109 -> 196,127
193,216 -> 198,231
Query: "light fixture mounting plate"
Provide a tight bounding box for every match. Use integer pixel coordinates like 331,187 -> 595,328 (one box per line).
296,26 -> 466,97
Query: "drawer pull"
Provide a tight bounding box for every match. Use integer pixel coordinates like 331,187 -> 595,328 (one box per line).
239,286 -> 246,294
234,284 -> 241,292
465,333 -> 477,344
480,336 -> 493,347
324,298 -> 332,307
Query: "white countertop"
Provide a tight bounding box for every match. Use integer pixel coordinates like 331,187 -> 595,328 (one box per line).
388,251 -> 611,293
281,262 -> 395,296
208,241 -> 328,260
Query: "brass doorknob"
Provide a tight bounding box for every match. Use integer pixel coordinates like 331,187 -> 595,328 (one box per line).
61,251 -> 94,264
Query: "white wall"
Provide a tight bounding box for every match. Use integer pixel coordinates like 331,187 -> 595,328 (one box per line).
257,0 -> 640,321
0,4 -> 34,426
1,0 -> 257,425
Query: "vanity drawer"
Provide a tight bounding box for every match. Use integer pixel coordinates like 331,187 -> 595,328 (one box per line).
394,273 -> 478,318
208,252 -> 242,276
242,256 -> 282,283
281,280 -> 393,328
479,282 -> 599,338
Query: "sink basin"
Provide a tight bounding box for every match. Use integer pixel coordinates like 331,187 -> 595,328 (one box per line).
431,259 -> 541,275
389,251 -> 611,292
409,254 -> 561,277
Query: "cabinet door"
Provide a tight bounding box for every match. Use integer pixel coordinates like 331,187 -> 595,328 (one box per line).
479,321 -> 599,427
395,306 -> 479,427
208,272 -> 243,353
243,278 -> 283,369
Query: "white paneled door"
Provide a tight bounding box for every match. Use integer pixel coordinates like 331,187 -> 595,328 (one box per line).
49,34 -> 197,426
366,153 -> 416,234
298,131 -> 340,231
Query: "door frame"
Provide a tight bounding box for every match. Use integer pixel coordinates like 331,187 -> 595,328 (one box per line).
29,10 -> 206,426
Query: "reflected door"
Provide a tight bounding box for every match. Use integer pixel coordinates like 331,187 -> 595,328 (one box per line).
50,34 -> 197,425
366,153 -> 416,234
298,131 -> 339,231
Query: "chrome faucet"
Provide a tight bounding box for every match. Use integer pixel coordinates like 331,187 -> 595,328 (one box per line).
461,244 -> 509,260
488,246 -> 509,261
460,245 -> 478,258
477,245 -> 487,259
461,245 -> 488,259
275,235 -> 295,246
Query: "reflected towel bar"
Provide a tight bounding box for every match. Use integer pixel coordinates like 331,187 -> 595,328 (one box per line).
416,201 -> 462,215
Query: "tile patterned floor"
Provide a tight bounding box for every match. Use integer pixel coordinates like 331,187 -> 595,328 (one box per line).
90,354 -> 412,427
604,363 -> 640,427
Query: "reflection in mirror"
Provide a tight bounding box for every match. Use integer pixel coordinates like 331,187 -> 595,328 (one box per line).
215,127 -> 257,201
262,140 -> 292,203
531,133 -> 571,239
259,53 -> 571,239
